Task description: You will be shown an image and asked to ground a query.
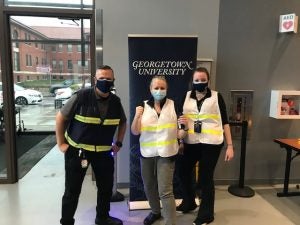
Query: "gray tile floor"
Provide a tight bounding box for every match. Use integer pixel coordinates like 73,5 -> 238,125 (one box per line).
0,146 -> 299,225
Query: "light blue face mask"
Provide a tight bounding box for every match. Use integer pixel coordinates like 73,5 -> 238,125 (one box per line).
151,89 -> 167,101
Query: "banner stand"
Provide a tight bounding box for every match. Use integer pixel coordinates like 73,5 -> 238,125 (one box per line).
128,34 -> 198,207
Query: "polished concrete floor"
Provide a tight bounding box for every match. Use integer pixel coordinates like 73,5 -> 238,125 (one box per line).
0,146 -> 299,225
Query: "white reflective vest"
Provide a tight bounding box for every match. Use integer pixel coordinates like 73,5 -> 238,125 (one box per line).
140,98 -> 178,157
183,90 -> 224,145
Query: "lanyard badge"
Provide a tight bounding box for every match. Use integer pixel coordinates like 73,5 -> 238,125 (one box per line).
194,120 -> 202,133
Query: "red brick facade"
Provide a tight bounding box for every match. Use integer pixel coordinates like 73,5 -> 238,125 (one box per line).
10,19 -> 90,83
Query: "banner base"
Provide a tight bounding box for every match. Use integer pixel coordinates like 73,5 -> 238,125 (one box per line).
128,199 -> 200,211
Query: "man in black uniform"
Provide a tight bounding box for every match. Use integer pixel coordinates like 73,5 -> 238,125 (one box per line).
56,65 -> 127,225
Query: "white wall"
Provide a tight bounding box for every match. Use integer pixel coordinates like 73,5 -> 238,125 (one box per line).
96,0 -> 220,184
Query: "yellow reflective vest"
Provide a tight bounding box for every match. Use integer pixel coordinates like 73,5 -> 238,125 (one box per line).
183,90 -> 224,145
140,98 -> 178,157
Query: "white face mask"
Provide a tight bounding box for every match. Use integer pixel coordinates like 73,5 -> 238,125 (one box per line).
151,89 -> 167,101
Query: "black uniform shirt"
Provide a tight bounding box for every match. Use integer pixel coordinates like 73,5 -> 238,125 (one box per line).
61,88 -> 127,123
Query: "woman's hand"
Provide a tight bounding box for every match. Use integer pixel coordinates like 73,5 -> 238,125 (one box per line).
178,115 -> 188,128
135,106 -> 144,118
225,145 -> 234,161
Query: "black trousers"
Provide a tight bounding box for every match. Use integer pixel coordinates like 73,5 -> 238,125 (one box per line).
60,146 -> 114,225
178,143 -> 222,220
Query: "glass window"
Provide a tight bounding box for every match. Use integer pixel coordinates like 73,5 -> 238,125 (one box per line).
59,60 -> 63,70
5,0 -> 93,9
78,60 -> 88,68
77,44 -> 81,52
26,54 -> 32,66
52,60 -> 56,69
13,52 -> 20,71
58,44 -> 63,52
67,60 -> 73,69
9,15 -> 91,135
67,44 -> 73,52
12,30 -> 19,48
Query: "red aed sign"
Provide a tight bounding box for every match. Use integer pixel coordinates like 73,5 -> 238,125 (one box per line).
279,13 -> 298,33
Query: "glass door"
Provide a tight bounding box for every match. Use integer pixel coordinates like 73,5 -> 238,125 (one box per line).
0,0 -> 95,183
10,16 -> 91,178
10,16 -> 91,131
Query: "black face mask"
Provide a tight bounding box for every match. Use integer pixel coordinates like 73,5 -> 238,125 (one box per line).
193,82 -> 208,92
96,79 -> 114,93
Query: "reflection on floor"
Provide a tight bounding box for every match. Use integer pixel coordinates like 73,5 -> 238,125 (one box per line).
0,147 -> 299,225
0,135 -> 56,178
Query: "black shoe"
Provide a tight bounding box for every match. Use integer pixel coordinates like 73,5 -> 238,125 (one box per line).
192,217 -> 214,225
95,216 -> 123,225
176,202 -> 197,213
143,212 -> 162,225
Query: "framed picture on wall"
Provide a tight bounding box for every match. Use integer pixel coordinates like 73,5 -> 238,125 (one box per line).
197,58 -> 214,88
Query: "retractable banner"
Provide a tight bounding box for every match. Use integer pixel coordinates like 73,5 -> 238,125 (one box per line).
128,35 -> 198,209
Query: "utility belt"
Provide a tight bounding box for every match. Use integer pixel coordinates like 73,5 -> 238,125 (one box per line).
68,145 -> 112,154
65,135 -> 112,152
67,145 -> 113,169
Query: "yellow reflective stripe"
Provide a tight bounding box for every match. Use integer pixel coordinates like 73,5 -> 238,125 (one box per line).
65,133 -> 111,152
80,144 -> 111,152
188,129 -> 223,135
185,114 -> 220,120
74,114 -> 101,124
140,139 -> 177,147
141,123 -> 177,132
74,115 -> 120,125
103,119 -> 120,125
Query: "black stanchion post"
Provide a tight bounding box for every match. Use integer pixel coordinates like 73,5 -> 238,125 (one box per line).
228,120 -> 255,197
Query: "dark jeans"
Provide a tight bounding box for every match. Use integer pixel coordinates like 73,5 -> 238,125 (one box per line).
178,143 -> 222,220
60,146 -> 114,225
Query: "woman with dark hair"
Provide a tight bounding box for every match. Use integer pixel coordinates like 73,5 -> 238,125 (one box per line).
177,67 -> 234,225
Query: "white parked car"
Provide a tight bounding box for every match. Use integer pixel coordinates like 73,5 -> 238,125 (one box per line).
74,82 -> 91,90
55,83 -> 92,100
0,82 -> 43,105
55,87 -> 73,100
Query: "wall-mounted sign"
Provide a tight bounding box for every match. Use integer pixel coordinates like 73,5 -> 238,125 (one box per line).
279,13 -> 298,33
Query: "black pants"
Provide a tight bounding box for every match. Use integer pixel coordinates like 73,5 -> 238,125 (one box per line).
178,143 -> 222,220
60,146 -> 114,225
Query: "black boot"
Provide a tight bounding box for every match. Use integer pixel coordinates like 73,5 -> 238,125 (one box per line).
176,201 -> 197,213
192,216 -> 214,225
95,216 -> 123,225
143,212 -> 162,225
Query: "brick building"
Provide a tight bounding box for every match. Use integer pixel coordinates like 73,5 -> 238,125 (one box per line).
10,19 -> 90,83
